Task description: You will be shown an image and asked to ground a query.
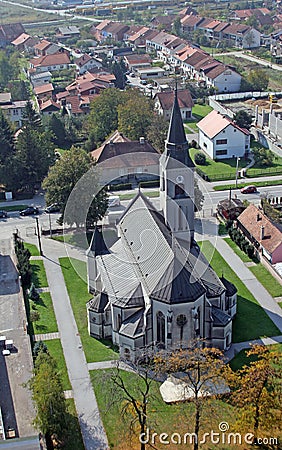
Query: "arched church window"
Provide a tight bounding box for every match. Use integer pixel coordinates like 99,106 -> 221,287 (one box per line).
176,314 -> 187,342
156,311 -> 165,345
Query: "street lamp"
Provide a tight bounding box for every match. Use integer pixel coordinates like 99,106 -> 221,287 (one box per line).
235,157 -> 241,189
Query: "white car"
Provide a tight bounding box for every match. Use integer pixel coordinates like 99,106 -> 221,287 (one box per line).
108,196 -> 121,208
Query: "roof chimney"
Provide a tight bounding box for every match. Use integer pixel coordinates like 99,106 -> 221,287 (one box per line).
139,137 -> 145,144
261,225 -> 265,240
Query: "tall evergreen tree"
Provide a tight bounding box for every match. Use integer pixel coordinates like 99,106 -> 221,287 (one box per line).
22,100 -> 42,130
48,114 -> 66,147
0,111 -> 16,186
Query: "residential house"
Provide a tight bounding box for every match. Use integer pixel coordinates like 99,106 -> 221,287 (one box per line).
150,15 -> 176,31
11,33 -> 32,51
29,52 -> 71,73
0,23 -> 25,48
180,15 -> 204,35
56,25 -> 80,40
61,94 -> 98,116
92,20 -> 129,43
34,83 -> 54,101
75,54 -> 102,74
0,93 -> 28,128
179,6 -> 197,18
90,130 -> 160,185
231,8 -> 273,27
127,27 -> 158,49
197,110 -> 250,159
39,99 -> 60,115
65,71 -> 115,96
154,89 -> 193,120
124,54 -> 152,72
217,198 -> 245,220
91,20 -> 112,42
34,40 -> 61,56
222,24 -> 261,48
30,71 -> 52,87
237,204 -> 282,264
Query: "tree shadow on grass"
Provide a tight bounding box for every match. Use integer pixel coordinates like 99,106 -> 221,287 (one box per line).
35,324 -> 48,333
31,264 -> 42,287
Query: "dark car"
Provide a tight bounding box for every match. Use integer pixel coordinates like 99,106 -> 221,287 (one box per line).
240,185 -> 258,194
0,210 -> 8,218
45,203 -> 60,213
20,206 -> 39,216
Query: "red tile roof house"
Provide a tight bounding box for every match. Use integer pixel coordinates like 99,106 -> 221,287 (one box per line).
154,89 -> 194,121
34,39 -> 61,56
0,23 -> 25,48
39,99 -> 60,115
222,24 -> 261,49
34,82 -> 54,101
75,54 -> 102,75
237,204 -> 282,264
124,53 -> 152,71
59,94 -> 98,116
90,130 -> 160,185
197,110 -> 250,159
29,52 -> 71,73
11,32 -> 32,51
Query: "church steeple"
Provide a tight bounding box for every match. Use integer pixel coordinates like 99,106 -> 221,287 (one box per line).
165,88 -> 194,168
159,87 -> 195,246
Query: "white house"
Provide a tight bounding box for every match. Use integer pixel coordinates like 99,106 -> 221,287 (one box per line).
197,110 -> 250,159
154,89 -> 193,121
75,54 -> 102,75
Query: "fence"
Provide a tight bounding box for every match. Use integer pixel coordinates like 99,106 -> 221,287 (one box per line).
196,168 -> 236,182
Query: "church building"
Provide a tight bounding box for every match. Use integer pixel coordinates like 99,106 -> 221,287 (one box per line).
86,90 -> 237,361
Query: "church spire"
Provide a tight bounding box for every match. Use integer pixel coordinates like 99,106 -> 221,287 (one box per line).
165,88 -> 194,168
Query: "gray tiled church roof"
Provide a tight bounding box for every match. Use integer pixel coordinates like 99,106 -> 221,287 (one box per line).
119,308 -> 144,338
87,291 -> 109,312
211,306 -> 231,326
86,226 -> 109,257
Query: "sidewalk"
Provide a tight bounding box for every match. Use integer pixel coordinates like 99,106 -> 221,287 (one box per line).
226,335 -> 282,360
39,239 -> 109,450
210,173 -> 282,188
209,236 -> 282,333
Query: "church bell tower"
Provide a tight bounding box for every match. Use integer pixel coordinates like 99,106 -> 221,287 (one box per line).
159,88 -> 195,245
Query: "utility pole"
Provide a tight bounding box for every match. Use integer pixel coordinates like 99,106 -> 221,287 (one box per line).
235,157 -> 241,189
48,213 -> 52,238
35,217 -> 43,256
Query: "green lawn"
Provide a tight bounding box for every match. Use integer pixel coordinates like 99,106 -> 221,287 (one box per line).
230,343 -> 282,371
53,228 -> 118,250
0,204 -> 28,212
90,369 -> 236,450
224,238 -> 282,298
59,257 -> 118,363
31,292 -> 58,335
199,241 -> 280,342
45,339 -> 71,391
213,179 -> 282,191
24,242 -> 40,256
247,149 -> 282,178
184,122 -> 198,132
190,148 -> 248,181
30,260 -> 48,288
192,103 -> 212,119
65,399 -> 84,450
119,190 -> 159,201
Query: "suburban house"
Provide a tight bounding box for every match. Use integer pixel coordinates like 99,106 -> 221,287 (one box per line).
154,89 -> 194,120
0,23 -> 25,48
56,25 -> 80,40
237,204 -> 282,264
217,197 -> 245,220
150,15 -> 176,31
11,33 -> 32,51
59,94 -> 98,116
197,110 -> 250,159
0,93 -> 28,128
75,54 -> 102,74
124,54 -> 152,72
33,83 -> 54,101
181,15 -> 205,34
222,24 -> 261,48
30,71 -> 52,87
127,27 -> 159,49
90,130 -> 160,185
86,91 -> 237,361
34,39 -> 61,56
39,98 -> 60,115
91,20 -> 129,42
29,52 -> 71,73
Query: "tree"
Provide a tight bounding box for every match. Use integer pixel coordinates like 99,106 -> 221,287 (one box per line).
42,146 -> 108,227
112,61 -> 126,89
252,146 -> 274,167
30,310 -> 40,324
22,100 -> 42,131
194,152 -> 206,165
48,114 -> 67,147
106,357 -> 155,450
0,50 -> 14,89
146,114 -> 169,153
87,88 -> 126,146
14,128 -> 55,192
0,110 -> 16,186
29,283 -> 40,302
154,342 -> 227,450
247,69 -> 269,91
234,110 -> 252,130
28,350 -> 68,443
227,345 -> 282,442
172,17 -> 182,37
33,340 -> 48,359
118,90 -> 154,140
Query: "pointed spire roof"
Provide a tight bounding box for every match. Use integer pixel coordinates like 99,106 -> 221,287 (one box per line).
86,226 -> 109,256
165,88 -> 194,168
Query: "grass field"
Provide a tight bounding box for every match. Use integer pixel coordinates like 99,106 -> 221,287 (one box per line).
230,343 -> 282,371
59,257 -> 118,363
90,369 -> 236,450
199,241 -> 280,342
30,260 -> 48,288
45,339 -> 71,391
224,238 -> 282,298
0,204 -> 28,212
30,292 -> 58,335
0,3 -> 56,23
24,243 -> 40,257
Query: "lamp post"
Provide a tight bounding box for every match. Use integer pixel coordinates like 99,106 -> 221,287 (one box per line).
235,157 -> 241,189
35,216 -> 43,256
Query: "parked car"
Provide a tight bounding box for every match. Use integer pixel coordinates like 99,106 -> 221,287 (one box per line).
20,206 -> 39,216
240,185 -> 257,194
140,79 -> 147,85
0,210 -> 8,218
45,203 -> 60,213
107,196 -> 120,208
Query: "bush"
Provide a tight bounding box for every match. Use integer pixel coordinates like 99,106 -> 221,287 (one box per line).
29,283 -> 40,301
139,180 -> 160,188
109,183 -> 132,191
33,340 -> 49,359
194,152 -> 206,165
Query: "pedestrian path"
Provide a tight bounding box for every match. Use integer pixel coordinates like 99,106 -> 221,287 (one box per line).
88,360 -> 136,373
209,236 -> 282,333
226,335 -> 282,360
33,332 -> 60,342
42,248 -> 109,450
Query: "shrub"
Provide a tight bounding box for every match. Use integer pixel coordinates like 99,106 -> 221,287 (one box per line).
33,340 -> 49,359
194,152 -> 206,165
29,283 -> 40,301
